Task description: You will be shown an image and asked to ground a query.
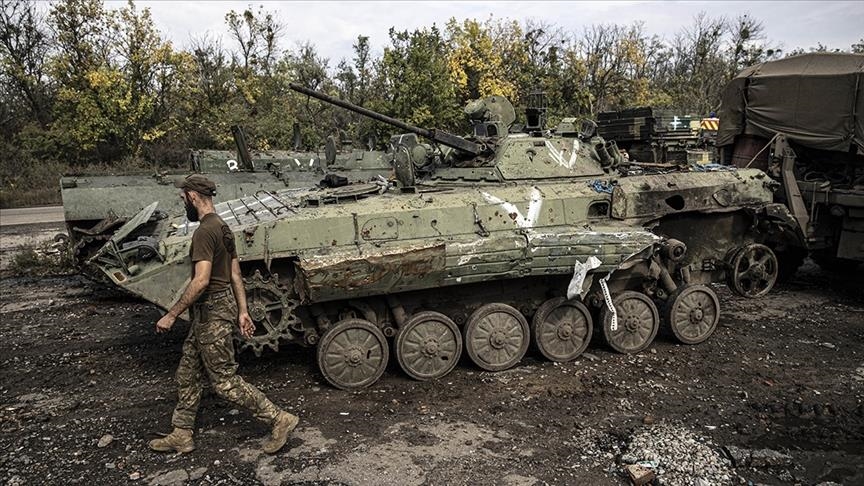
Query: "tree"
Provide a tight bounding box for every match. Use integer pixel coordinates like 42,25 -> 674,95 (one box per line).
47,0 -> 113,162
334,35 -> 374,105
445,17 -> 519,102
511,19 -> 571,115
225,5 -> 284,76
224,5 -> 286,122
727,14 -> 781,77
376,25 -> 462,131
49,0 -> 110,87
0,0 -> 54,127
282,41 -> 333,149
189,34 -> 233,109
43,0 -> 187,163
332,35 -> 380,144
575,23 -> 630,114
110,0 -> 179,156
664,12 -> 728,114
556,47 -> 591,116
601,22 -> 673,110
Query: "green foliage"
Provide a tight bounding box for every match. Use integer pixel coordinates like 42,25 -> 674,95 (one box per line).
0,1 -> 856,208
446,18 -> 519,102
377,25 -> 462,131
0,126 -> 66,207
332,35 -> 380,142
6,239 -> 74,276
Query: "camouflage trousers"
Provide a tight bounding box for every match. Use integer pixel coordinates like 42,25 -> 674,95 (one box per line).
170,291 -> 280,429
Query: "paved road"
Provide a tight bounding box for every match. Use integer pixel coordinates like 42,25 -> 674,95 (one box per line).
0,206 -> 64,226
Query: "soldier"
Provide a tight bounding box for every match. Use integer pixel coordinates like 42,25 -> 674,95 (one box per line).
149,174 -> 298,454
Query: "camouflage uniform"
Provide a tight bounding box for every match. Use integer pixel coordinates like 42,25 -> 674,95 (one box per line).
170,290 -> 280,429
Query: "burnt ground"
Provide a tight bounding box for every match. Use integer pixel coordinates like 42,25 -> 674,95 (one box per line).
0,253 -> 862,485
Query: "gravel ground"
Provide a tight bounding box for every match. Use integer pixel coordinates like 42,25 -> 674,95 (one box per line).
0,245 -> 862,485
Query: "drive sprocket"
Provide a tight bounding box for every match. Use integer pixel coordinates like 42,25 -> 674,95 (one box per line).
238,270 -> 300,356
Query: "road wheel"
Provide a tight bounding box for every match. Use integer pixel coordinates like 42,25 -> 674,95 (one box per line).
664,284 -> 720,345
317,318 -> 388,390
726,243 -> 778,298
601,291 -> 659,354
531,297 -> 592,362
464,303 -> 529,372
396,311 -> 462,381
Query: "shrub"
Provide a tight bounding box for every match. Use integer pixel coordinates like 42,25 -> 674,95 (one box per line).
6,239 -> 74,276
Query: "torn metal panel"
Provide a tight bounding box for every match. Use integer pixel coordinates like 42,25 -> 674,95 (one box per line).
109,202 -> 159,245
294,244 -> 447,303
526,228 -> 660,269
447,235 -> 526,267
567,256 -> 602,300
611,169 -> 773,221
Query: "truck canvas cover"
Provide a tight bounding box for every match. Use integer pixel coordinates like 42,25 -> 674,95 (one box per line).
717,53 -> 864,154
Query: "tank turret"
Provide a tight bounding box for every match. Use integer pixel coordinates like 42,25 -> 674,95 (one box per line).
464,95 -> 516,138
290,83 -> 487,156
290,84 -> 622,181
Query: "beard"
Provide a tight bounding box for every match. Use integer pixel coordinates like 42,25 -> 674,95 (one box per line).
185,200 -> 200,222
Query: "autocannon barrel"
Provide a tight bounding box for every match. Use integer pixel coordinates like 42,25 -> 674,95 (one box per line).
289,83 -> 484,155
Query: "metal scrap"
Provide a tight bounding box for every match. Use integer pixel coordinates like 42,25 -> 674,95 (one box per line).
567,256 -> 602,300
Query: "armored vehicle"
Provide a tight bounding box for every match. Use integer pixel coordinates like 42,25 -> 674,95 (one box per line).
717,53 -> 864,273
596,107 -> 713,165
61,125 -> 390,263
87,85 -> 798,390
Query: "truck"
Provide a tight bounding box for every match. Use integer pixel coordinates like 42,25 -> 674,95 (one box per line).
717,52 -> 864,274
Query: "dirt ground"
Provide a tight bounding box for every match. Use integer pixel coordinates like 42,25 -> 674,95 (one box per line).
0,222 -> 862,486
0,222 -> 66,272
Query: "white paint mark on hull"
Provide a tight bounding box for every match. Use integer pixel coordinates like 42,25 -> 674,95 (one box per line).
544,140 -> 580,169
481,187 -> 544,229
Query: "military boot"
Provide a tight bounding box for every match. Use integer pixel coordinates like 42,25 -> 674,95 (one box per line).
262,411 -> 299,454
149,427 -> 195,453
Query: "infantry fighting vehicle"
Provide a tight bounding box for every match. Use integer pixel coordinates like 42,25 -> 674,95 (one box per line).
717,53 -> 864,274
61,125 -> 389,263
87,85 -> 799,389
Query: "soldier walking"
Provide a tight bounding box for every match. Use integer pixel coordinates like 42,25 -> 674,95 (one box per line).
149,174 -> 298,454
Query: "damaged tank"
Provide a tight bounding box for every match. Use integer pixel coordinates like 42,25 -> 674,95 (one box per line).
61,124 -> 390,264
86,85 -> 799,389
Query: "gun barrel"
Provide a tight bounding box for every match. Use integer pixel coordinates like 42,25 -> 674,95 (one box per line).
290,83 -> 483,155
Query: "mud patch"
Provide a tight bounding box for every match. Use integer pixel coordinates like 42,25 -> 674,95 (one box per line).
0,253 -> 862,485
244,421 -> 504,486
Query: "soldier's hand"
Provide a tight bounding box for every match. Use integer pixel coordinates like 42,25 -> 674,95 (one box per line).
156,314 -> 176,334
238,312 -> 255,339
